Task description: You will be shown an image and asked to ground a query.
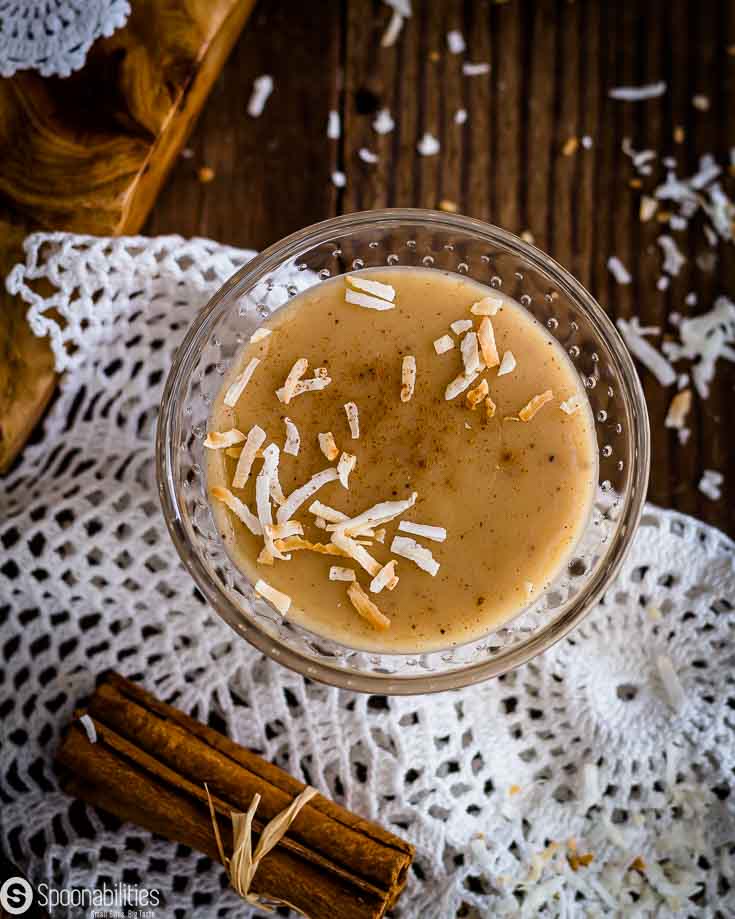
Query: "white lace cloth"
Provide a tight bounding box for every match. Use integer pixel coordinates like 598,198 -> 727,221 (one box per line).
0,1 -> 130,78
1,233 -> 734,918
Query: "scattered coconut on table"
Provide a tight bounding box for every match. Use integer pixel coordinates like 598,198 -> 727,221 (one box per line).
698,469 -> 723,501
607,256 -> 632,285
417,133 -> 440,156
247,75 -> 274,118
608,81 -> 667,100
373,108 -> 395,134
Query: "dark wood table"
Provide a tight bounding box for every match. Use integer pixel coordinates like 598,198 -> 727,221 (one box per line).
146,0 -> 735,537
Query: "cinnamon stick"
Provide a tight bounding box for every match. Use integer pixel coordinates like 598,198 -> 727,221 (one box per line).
55,672 -> 413,919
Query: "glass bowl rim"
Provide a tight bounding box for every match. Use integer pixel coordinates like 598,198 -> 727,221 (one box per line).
156,208 -> 650,695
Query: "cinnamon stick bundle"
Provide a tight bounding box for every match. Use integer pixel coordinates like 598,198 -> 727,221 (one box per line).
55,672 -> 414,919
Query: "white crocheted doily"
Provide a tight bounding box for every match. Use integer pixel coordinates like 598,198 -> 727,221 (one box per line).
0,1 -> 130,78
1,233 -> 734,917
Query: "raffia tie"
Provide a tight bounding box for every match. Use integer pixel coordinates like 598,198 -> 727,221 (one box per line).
205,782 -> 318,913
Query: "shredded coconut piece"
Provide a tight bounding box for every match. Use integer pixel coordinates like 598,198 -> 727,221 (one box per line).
519,390 -> 554,421
375,528 -> 386,544
381,0 -> 410,47
398,521 -> 447,542
256,444 -> 288,561
347,581 -> 391,630
446,29 -> 465,53
617,318 -> 677,386
279,358 -> 308,405
265,520 -> 304,541
450,318 -> 473,335
223,356 -> 260,406
401,355 -> 416,402
461,331 -> 483,375
358,147 -> 379,164
692,93 -> 710,111
250,328 -> 272,343
329,492 -> 417,536
462,61 -> 490,76
658,235 -> 686,276
622,137 -> 657,175
247,75 -> 274,117
283,417 -> 300,456
345,288 -> 395,311
276,468 -> 339,524
665,389 -> 692,430
329,566 -> 355,582
391,535 -> 440,576
698,469 -> 723,501
657,276 -> 670,291
331,533 -> 382,576
346,274 -> 396,302
609,81 -> 666,101
560,394 -> 583,415
661,296 -> 735,398
344,401 -> 360,438
471,296 -> 502,316
318,431 -> 339,461
275,536 -> 349,558
497,350 -> 516,377
466,377 -> 488,409
327,110 -> 340,139
369,560 -> 398,594
607,256 -> 632,285
581,134 -> 593,149
656,654 -> 686,711
254,578 -> 291,615
276,374 -> 332,403
454,108 -> 468,125
232,425 -> 267,489
562,136 -> 579,156
433,334 -> 455,354
78,714 -> 97,744
477,318 -> 499,368
337,452 -> 356,489
484,394 -> 496,419
331,170 -> 346,188
309,500 -> 348,523
445,369 -> 479,401
372,108 -> 395,134
417,132 -> 440,156
204,429 -> 245,450
640,195 -> 659,221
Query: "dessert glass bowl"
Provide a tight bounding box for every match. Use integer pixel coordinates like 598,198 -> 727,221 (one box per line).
157,209 -> 649,694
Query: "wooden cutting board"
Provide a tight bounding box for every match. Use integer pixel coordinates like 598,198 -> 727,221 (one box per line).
0,0 -> 255,472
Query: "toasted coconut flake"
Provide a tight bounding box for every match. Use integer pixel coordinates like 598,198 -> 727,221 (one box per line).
78,714 -> 97,744
438,199 -> 458,213
519,390 -> 554,421
391,535 -> 440,576
466,377 -> 489,409
249,328 -> 272,343
398,520 -> 447,542
232,424 -> 267,489
470,296 -> 502,316
254,578 -> 291,615
347,581 -> 391,630
344,401 -> 360,438
257,547 -> 274,565
309,500 -> 348,523
656,654 -> 686,711
562,136 -> 579,156
560,394 -> 584,415
204,428 -> 245,450
484,394 -> 496,419
276,468 -> 339,524
460,330 -> 483,374
329,566 -> 356,582
401,355 -> 416,402
345,289 -> 395,311
369,560 -> 398,594
640,195 -> 659,221
433,334 -> 455,354
276,375 -> 332,402
346,274 -> 396,302
212,486 -> 263,534
450,318 -> 473,335
331,533 -> 382,576
318,431 -> 340,461
445,369 -> 480,401
375,528 -> 386,544
256,444 -> 289,561
224,357 -> 260,408
329,491 -> 417,536
665,389 -> 692,429
275,536 -> 349,558
265,520 -> 304,541
283,417 -> 300,456
497,350 -> 516,376
278,358 -> 308,405
478,317 -> 500,368
337,452 -> 357,489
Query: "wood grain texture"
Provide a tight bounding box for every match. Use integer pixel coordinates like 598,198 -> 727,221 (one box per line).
147,0 -> 734,536
0,0 -> 255,472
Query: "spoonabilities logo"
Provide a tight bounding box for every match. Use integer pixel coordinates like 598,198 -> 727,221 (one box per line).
0,876 -> 34,914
